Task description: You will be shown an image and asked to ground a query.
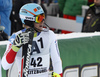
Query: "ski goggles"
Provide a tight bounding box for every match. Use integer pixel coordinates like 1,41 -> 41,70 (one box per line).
35,14 -> 45,23
20,14 -> 45,23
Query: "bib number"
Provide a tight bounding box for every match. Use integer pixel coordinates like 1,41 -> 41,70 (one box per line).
30,57 -> 42,67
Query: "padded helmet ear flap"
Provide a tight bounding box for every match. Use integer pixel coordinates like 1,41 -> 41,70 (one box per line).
24,20 -> 34,27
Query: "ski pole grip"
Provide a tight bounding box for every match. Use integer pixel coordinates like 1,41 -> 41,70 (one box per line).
25,28 -> 34,44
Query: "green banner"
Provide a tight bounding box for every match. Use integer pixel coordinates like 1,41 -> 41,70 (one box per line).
58,36 -> 100,77
0,45 -> 7,77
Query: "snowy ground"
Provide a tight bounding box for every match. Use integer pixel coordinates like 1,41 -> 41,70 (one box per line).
1,32 -> 100,45
56,32 -> 100,40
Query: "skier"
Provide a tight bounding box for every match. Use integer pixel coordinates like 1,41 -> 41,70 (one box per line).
1,3 -> 63,77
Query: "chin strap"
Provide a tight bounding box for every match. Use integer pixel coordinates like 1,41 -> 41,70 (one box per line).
43,23 -> 50,32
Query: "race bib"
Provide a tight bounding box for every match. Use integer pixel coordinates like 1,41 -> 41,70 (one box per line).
28,54 -> 50,75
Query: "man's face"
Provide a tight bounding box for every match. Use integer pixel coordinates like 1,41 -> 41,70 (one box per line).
94,0 -> 100,6
34,21 -> 44,32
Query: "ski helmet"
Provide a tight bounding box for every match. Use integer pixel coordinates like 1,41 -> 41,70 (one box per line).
19,3 -> 45,27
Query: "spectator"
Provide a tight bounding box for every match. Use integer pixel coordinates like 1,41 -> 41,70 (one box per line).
10,0 -> 33,35
82,0 -> 100,32
10,0 -> 47,35
0,0 -> 12,36
44,0 -> 52,3
88,0 -> 94,5
0,26 -> 8,41
40,0 -> 47,18
58,0 -> 88,20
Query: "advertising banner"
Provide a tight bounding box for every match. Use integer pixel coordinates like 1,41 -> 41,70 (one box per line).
58,36 -> 100,77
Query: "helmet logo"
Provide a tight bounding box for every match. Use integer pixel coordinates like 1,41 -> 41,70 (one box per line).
21,9 -> 27,13
34,8 -> 38,12
37,6 -> 41,10
25,17 -> 34,21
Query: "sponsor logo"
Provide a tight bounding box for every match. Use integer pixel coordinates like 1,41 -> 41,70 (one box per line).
25,17 -> 34,21
28,67 -> 47,74
34,8 -> 38,12
37,6 -> 41,10
63,63 -> 99,77
23,44 -> 32,77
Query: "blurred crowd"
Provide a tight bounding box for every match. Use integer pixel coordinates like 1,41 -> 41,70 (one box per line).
1,0 -> 99,41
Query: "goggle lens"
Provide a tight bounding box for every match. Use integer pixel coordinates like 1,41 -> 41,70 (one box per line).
35,14 -> 45,23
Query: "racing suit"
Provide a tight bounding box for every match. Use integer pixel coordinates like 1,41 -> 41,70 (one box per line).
1,28 -> 62,77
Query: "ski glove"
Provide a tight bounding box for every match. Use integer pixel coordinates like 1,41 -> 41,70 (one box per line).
52,72 -> 61,77
12,32 -> 30,52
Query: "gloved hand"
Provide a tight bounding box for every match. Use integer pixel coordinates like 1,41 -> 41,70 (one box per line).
12,32 -> 30,52
52,72 -> 61,77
